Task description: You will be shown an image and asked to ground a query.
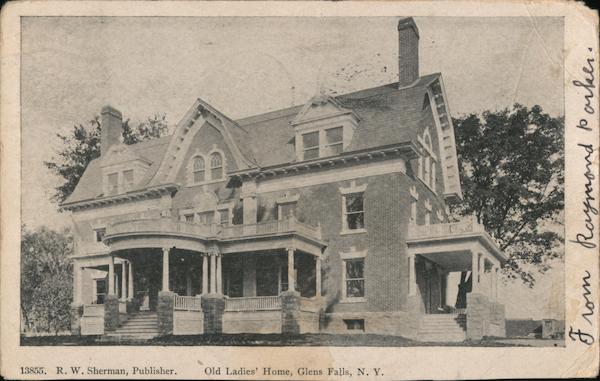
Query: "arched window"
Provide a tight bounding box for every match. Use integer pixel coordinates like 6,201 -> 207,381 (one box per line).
192,156 -> 205,183
210,152 -> 223,180
417,129 -> 437,190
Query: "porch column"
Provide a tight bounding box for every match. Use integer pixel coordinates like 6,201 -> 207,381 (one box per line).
186,272 -> 192,296
471,252 -> 479,293
73,265 -> 83,304
408,254 -> 417,296
210,253 -> 217,293
315,257 -> 322,297
202,254 -> 209,295
162,247 -> 170,292
121,262 -> 127,301
216,254 -> 223,294
493,266 -> 499,301
479,254 -> 485,294
108,254 -> 115,295
127,261 -> 134,301
287,248 -> 295,292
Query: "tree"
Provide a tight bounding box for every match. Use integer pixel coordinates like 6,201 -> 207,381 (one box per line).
45,113 -> 169,204
21,225 -> 73,334
451,104 -> 564,287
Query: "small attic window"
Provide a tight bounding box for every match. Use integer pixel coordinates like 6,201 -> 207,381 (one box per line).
422,93 -> 430,110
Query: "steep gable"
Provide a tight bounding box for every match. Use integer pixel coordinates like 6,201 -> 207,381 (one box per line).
149,98 -> 257,186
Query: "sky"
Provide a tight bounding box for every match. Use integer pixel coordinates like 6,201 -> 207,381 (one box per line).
20,16 -> 564,319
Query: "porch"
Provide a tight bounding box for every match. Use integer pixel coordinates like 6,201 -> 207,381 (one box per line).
406,216 -> 507,340
73,216 -> 326,336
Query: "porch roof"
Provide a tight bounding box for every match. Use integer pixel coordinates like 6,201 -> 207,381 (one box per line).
102,217 -> 326,256
406,217 -> 507,268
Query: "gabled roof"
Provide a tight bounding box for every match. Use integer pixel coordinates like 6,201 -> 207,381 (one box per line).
230,73 -> 440,167
63,135 -> 171,205
64,72 -> 463,207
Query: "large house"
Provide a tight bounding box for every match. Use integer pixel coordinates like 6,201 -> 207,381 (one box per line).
63,17 -> 507,342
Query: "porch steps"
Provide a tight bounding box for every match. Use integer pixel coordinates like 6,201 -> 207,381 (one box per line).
106,311 -> 159,339
418,314 -> 467,343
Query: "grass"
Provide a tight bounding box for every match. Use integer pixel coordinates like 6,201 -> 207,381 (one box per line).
21,333 -> 523,347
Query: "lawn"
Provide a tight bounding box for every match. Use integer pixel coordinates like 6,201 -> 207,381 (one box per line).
21,333 -> 523,347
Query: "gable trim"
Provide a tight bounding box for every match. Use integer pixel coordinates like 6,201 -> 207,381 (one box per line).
149,98 -> 256,186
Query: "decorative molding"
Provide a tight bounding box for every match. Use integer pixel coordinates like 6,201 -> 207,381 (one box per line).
424,199 -> 432,211
276,193 -> 300,205
409,185 -> 419,200
339,247 -> 367,260
339,180 -> 368,195
60,183 -> 179,211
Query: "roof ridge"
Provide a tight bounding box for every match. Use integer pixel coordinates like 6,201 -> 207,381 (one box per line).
236,73 -> 440,127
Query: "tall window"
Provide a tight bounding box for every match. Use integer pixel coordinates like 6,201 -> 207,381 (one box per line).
197,211 -> 215,225
324,126 -> 343,156
210,152 -> 223,180
344,258 -> 365,298
94,228 -> 106,242
344,192 -> 365,231
302,131 -> 320,160
278,202 -> 297,220
107,173 -> 118,195
418,130 -> 437,190
192,156 -> 205,183
123,169 -> 134,191
217,208 -> 230,225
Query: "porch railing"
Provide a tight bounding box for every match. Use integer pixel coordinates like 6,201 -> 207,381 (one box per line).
106,217 -> 321,241
173,295 -> 203,311
407,216 -> 486,240
220,217 -> 322,240
106,219 -> 216,238
224,296 -> 282,312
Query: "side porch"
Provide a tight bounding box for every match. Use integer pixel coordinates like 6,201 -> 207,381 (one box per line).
407,216 -> 508,341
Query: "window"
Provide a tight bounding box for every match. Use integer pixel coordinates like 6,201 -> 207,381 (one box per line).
123,169 -> 134,191
210,152 -> 223,180
431,162 -> 437,191
324,126 -> 343,156
302,131 -> 320,160
192,156 -> 205,183
424,200 -> 432,225
344,258 -> 365,298
94,228 -> 106,242
107,173 -> 118,195
218,208 -> 230,225
343,319 -> 365,331
417,129 -> 437,191
184,214 -> 195,223
344,192 -> 365,231
278,202 -> 297,220
409,186 -> 419,225
197,211 -> 214,225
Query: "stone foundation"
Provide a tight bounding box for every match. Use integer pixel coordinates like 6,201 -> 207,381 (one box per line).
281,291 -> 301,335
157,291 -> 175,336
103,295 -> 120,331
466,293 -> 506,340
201,294 -> 225,334
70,303 -> 84,335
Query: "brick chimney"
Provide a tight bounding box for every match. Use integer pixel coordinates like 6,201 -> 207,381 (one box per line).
100,105 -> 122,156
398,17 -> 420,88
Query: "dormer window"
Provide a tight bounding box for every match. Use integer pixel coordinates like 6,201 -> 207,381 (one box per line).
325,127 -> 344,156
292,95 -> 359,162
210,152 -> 224,180
302,131 -> 320,160
123,169 -> 134,191
192,156 -> 206,183
107,173 -> 118,195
